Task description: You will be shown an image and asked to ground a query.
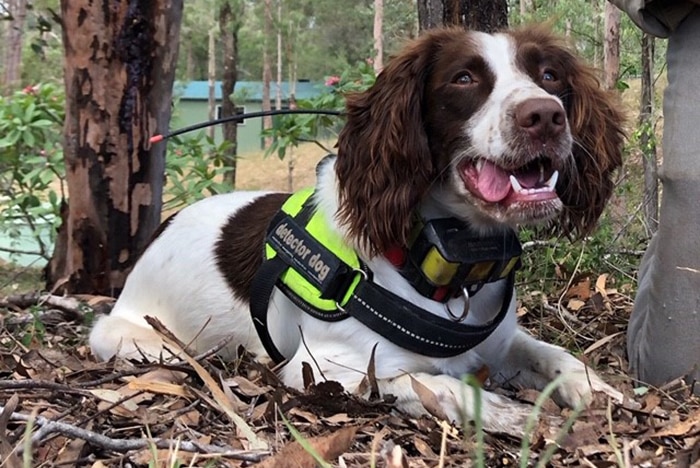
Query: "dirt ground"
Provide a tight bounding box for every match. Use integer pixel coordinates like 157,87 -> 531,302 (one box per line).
0,145 -> 698,467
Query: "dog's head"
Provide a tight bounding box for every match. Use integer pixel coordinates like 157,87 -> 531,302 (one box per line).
334,26 -> 625,255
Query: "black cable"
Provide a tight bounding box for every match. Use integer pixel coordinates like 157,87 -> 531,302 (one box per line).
150,109 -> 343,143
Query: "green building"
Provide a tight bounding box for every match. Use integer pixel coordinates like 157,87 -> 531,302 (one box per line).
174,80 -> 325,154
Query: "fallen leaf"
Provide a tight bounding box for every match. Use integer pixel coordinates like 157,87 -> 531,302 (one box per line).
289,407 -> 319,424
89,388 -> 140,413
410,375 -> 450,421
567,298 -> 586,311
256,426 -> 357,468
175,409 -> 201,427
565,277 -> 592,300
595,274 -> 608,298
323,413 -> 352,425
224,375 -> 273,397
127,379 -> 189,398
651,410 -> 700,438
412,435 -> 437,458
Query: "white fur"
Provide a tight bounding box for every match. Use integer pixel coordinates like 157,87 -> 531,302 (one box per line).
90,31 -> 621,437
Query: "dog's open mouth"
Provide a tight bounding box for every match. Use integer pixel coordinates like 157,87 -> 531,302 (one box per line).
459,156 -> 559,206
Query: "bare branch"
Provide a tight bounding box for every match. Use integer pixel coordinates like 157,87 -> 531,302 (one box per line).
0,405 -> 269,461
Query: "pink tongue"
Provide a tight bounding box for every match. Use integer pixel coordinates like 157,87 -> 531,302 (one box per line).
476,160 -> 512,202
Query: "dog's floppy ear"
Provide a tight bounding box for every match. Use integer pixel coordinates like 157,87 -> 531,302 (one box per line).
335,32 -> 443,255
555,42 -> 626,238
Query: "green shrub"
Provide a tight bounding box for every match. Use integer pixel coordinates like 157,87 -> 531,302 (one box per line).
0,83 -> 65,262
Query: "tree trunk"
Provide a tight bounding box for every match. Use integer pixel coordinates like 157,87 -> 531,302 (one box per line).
519,0 -> 533,19
261,0 -> 273,148
220,1 -> 243,188
373,0 -> 384,74
185,41 -> 194,81
603,1 -> 621,91
3,0 -> 28,91
48,0 -> 183,295
418,0 -> 507,32
286,21 -> 297,191
640,33 -> 658,234
207,27 -> 217,140
276,1 -> 283,111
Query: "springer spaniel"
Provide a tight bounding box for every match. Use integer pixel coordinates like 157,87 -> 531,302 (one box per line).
90,26 -> 625,435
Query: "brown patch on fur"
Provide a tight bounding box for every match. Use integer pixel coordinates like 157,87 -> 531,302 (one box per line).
214,193 -> 290,300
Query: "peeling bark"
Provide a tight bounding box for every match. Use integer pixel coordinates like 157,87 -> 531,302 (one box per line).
48,0 -> 184,295
418,0 -> 507,32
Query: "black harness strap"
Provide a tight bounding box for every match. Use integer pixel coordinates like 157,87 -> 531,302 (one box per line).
250,254 -> 290,363
249,197 -> 326,363
343,271 -> 515,358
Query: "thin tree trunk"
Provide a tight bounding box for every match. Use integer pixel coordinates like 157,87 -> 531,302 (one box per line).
373,0 -> 384,74
220,1 -> 242,188
593,0 -> 601,68
519,0 -> 532,20
185,41 -> 194,81
287,95 -> 297,192
276,1 -> 282,111
640,33 -> 658,234
603,1 -> 621,91
49,0 -> 183,295
261,0 -> 273,148
286,21 -> 297,191
3,0 -> 28,91
417,0 -> 507,32
207,27 -> 217,140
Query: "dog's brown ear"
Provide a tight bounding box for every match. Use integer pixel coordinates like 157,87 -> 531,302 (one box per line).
335,33 -> 443,255
551,42 -> 626,238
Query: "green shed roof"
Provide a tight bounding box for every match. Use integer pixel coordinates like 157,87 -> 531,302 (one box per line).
177,80 -> 325,102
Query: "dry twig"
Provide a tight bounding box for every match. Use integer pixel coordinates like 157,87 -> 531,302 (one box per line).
0,405 -> 269,462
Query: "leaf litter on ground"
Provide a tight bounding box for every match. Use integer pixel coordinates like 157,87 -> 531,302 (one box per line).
0,279 -> 699,467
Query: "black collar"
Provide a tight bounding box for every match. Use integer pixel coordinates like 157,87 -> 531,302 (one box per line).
385,218 -> 522,303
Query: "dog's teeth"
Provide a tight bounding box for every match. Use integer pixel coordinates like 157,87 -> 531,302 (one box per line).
476,159 -> 485,173
539,164 -> 545,183
509,174 -> 523,192
545,170 -> 559,189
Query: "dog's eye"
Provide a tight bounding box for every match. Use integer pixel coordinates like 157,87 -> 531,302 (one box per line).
542,70 -> 558,82
454,72 -> 475,85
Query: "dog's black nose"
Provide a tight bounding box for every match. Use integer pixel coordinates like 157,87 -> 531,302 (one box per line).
515,98 -> 566,141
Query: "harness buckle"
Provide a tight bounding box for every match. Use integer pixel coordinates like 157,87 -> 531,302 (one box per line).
335,268 -> 369,312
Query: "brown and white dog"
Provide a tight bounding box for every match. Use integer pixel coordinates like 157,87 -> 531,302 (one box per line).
90,26 -> 625,434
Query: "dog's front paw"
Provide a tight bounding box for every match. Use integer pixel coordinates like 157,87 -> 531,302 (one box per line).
554,369 -> 623,408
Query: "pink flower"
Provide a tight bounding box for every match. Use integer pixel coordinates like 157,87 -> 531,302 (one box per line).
324,75 -> 341,87
23,85 -> 37,95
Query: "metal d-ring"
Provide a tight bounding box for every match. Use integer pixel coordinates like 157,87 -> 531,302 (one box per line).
335,267 -> 369,312
445,286 -> 470,322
